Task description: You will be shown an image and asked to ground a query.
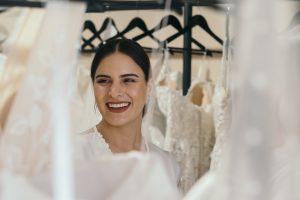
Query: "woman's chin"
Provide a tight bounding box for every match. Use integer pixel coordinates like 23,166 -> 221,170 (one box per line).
103,118 -> 130,127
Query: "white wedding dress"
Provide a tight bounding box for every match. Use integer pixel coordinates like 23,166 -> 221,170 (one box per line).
0,2 -> 182,200
155,51 -> 215,193
209,12 -> 232,172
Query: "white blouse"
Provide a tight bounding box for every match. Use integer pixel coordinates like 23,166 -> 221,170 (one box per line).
75,126 -> 181,186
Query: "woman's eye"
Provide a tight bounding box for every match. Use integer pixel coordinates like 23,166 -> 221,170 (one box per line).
96,79 -> 110,85
123,78 -> 136,84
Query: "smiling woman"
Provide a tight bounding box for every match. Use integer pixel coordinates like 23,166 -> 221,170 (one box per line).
93,52 -> 148,128
77,38 -> 181,187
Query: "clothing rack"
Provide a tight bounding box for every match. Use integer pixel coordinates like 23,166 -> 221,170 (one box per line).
0,1 -> 227,11
81,15 -> 223,55
0,0 -> 226,95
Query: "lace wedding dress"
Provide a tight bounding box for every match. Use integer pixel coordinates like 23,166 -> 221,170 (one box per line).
209,12 -> 232,172
146,50 -> 182,148
155,51 -> 215,193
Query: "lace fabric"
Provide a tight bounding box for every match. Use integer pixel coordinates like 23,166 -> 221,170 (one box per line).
145,50 -> 182,148
210,44 -> 232,172
208,8 -> 233,172
163,82 -> 214,193
0,2 -> 182,199
0,2 -> 86,200
153,49 -> 215,193
76,127 -> 112,159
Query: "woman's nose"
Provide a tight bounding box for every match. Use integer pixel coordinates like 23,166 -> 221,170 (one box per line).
108,83 -> 124,98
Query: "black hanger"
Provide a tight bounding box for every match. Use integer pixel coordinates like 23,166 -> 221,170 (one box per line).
151,14 -> 183,31
81,20 -> 101,51
166,15 -> 223,49
133,15 -> 183,47
97,17 -> 119,38
81,18 -> 120,51
191,39 -> 213,56
81,15 -> 222,56
107,17 -> 160,46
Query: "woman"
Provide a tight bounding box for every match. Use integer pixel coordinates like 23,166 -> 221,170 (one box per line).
78,38 -> 181,186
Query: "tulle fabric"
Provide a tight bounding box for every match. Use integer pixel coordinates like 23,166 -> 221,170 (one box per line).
0,2 -> 182,200
0,153 -> 182,200
184,1 -> 300,200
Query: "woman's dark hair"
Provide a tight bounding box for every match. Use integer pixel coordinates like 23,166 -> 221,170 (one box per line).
90,38 -> 151,82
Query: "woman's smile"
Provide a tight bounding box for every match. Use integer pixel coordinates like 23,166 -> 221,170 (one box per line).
106,101 -> 131,113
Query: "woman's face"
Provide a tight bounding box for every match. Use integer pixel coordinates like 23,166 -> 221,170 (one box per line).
93,52 -> 150,127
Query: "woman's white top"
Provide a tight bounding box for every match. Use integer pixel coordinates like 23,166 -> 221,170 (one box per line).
76,126 -> 181,186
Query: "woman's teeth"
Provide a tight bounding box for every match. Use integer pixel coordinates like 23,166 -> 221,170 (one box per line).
108,103 -> 129,108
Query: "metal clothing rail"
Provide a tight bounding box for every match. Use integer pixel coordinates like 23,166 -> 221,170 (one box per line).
0,1 -> 173,12
0,1 -> 225,11
183,2 -> 192,95
0,0 -> 46,8
0,0 -> 225,95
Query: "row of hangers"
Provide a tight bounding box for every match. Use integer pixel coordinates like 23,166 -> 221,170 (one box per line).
81,14 -> 223,56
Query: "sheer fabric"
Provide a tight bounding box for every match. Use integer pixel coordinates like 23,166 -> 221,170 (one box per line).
0,2 -> 182,200
72,64 -> 101,133
0,8 -> 44,132
184,1 -> 300,200
0,153 -> 182,200
0,2 -> 85,199
0,8 -> 30,52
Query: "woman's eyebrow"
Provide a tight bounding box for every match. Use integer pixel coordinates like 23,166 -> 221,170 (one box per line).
120,73 -> 139,78
95,74 -> 110,79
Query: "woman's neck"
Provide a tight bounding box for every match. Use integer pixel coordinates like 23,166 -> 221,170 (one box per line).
96,121 -> 143,153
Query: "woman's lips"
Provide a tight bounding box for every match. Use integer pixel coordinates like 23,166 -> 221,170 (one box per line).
106,102 -> 131,113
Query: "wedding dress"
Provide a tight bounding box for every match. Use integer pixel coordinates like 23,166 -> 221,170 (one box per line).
0,3 -> 86,200
144,50 -> 182,148
0,8 -> 45,131
0,2 -> 182,199
155,50 -> 215,193
209,11 -> 232,172
184,1 -> 300,200
0,7 -> 27,52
